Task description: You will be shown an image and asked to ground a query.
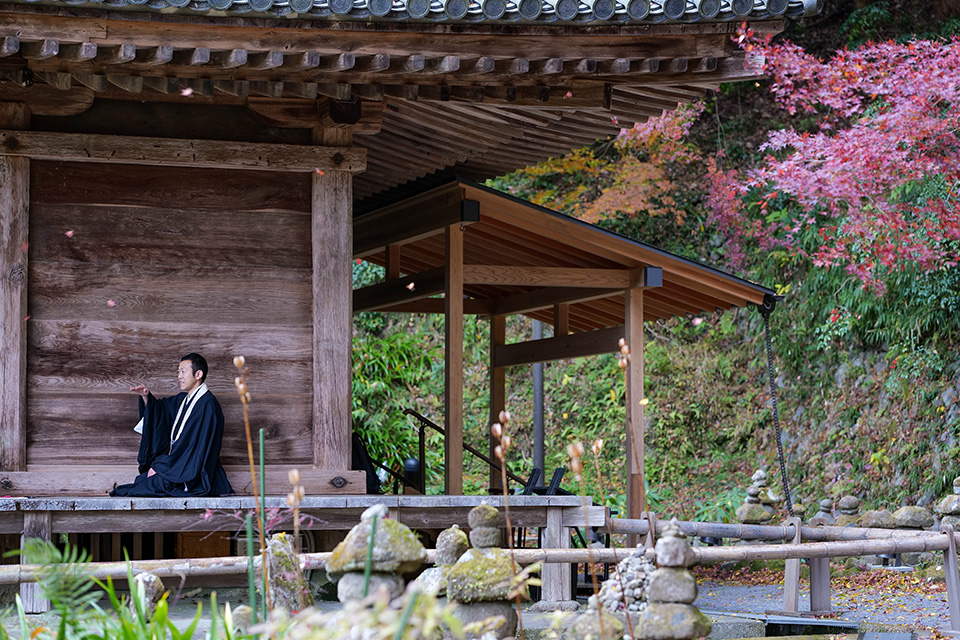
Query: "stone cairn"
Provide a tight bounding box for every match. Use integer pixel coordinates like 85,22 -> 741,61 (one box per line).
810,499 -> 835,524
936,476 -> 960,530
413,524 -> 469,596
834,496 -> 861,527
592,545 -> 657,616
326,504 -> 427,603
257,532 -> 314,612
446,503 -> 524,640
751,469 -> 781,516
736,486 -> 772,526
637,519 -> 712,640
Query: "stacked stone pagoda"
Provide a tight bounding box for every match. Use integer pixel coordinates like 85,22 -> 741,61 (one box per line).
414,524 -> 469,596
326,504 -> 427,603
937,477 -> 960,530
446,503 -> 524,640
638,519 -> 711,640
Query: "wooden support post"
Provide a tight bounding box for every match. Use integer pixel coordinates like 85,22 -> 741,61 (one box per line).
312,125 -> 353,471
642,511 -> 657,549
542,505 -> 572,602
554,303 -> 569,336
809,556 -> 832,613
111,532 -> 122,562
0,103 -> 29,472
625,288 -> 645,545
386,244 -> 400,280
444,224 -> 464,495
782,516 -> 802,613
943,525 -> 960,634
154,532 -> 163,560
488,315 -> 506,491
20,512 -> 51,613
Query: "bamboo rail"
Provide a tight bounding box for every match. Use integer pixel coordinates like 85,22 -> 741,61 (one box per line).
0,531 -> 956,584
606,517 -> 949,542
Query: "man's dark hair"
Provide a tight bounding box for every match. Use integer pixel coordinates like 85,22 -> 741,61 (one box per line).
179,353 -> 209,382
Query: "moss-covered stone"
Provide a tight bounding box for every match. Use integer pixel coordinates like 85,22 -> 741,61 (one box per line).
468,503 -> 501,529
446,547 -> 521,603
736,503 -> 772,525
858,509 -> 894,528
326,516 -> 426,577
937,495 -> 960,516
436,525 -> 470,565
834,514 -> 859,527
638,603 -> 712,640
257,532 -> 314,612
570,609 -> 623,640
892,506 -> 934,529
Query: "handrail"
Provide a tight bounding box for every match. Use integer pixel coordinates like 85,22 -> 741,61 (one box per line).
403,408 -> 528,492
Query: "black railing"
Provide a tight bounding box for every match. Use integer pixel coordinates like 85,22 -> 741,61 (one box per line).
402,408 -> 528,494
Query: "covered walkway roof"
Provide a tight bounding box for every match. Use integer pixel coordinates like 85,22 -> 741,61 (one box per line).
355,179 -> 775,334
353,179 -> 778,506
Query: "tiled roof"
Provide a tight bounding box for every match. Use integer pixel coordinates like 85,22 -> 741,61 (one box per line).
11,0 -> 820,22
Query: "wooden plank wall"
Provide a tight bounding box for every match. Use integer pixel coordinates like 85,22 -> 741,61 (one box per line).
26,161 -> 315,468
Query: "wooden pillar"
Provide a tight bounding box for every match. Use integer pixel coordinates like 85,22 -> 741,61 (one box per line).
311,123 -> 353,471
20,511 -> 50,613
488,314 -> 506,490
0,103 -> 29,472
444,224 -> 464,495
625,288 -> 645,526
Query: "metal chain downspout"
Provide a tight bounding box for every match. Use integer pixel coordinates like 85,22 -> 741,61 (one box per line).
760,296 -> 794,518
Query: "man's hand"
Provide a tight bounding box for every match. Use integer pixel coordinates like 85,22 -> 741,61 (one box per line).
131,384 -> 150,399
147,468 -> 156,477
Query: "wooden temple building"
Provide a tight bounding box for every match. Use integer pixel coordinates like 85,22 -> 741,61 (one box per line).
0,0 -> 796,606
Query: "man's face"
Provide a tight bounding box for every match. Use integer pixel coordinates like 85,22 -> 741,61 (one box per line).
178,360 -> 202,393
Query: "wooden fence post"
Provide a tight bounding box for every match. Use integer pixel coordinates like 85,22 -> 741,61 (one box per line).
542,505 -> 572,602
782,516 -> 802,613
20,512 -> 51,613
942,524 -> 960,634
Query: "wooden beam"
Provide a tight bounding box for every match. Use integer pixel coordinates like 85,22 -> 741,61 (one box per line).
0,104 -> 28,473
445,224 -> 464,496
488,314 -> 506,491
0,130 -> 365,173
354,198 -> 479,257
625,288 -> 645,525
3,466 -> 366,496
464,265 -> 639,288
493,286 -> 620,316
355,297 -> 492,315
312,150 -> 353,470
353,266 -> 445,312
493,326 -> 624,368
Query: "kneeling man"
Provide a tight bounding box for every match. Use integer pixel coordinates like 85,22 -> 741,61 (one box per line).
111,353 -> 233,497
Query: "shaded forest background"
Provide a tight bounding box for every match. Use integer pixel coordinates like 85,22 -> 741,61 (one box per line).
352,0 -> 960,521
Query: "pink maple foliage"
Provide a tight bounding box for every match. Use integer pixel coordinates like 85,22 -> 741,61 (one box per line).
711,28 -> 960,293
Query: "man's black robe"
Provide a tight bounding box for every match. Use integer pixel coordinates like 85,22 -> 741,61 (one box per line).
111,388 -> 233,497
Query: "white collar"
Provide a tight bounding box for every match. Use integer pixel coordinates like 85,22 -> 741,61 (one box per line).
171,383 -> 209,444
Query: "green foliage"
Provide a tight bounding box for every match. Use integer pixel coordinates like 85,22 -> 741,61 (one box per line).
352,326 -> 444,488
839,1 -> 892,46
16,538 -> 102,637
